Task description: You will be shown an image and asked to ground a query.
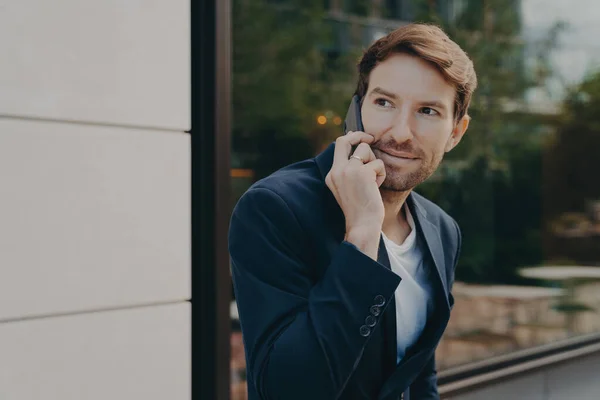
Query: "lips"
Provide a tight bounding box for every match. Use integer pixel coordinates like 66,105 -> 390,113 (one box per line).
375,148 -> 419,160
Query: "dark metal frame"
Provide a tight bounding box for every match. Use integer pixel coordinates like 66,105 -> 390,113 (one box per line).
192,0 -> 232,399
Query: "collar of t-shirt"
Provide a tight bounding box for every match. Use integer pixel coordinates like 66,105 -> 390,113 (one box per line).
381,204 -> 433,364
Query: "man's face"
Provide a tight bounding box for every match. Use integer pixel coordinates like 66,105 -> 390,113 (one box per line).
361,52 -> 469,192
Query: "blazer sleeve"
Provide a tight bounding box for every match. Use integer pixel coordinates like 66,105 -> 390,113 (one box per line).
229,187 -> 401,400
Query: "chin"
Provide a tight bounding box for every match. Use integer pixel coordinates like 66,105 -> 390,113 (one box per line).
381,153 -> 444,191
380,174 -> 416,192
380,181 -> 415,192
381,168 -> 435,192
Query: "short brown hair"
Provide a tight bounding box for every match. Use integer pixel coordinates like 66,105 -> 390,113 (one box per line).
355,23 -> 478,121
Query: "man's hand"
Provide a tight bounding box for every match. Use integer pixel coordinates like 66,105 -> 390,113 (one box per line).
325,131 -> 386,260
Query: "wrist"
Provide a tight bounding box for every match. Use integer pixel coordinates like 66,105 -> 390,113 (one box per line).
345,223 -> 381,239
345,226 -> 380,260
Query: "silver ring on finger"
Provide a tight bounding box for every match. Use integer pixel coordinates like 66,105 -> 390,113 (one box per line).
349,155 -> 364,163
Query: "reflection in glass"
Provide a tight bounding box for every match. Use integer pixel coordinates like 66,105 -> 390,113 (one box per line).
229,0 -> 600,397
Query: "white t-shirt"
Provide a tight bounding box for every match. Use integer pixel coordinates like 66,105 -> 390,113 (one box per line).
381,205 -> 434,364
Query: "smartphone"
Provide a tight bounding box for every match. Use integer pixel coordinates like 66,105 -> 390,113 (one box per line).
343,95 -> 364,134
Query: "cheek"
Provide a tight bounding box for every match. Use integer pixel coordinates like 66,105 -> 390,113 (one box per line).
415,122 -> 454,156
361,107 -> 394,136
413,118 -> 449,136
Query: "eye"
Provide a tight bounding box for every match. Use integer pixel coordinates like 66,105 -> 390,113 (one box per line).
374,98 -> 393,108
419,107 -> 439,116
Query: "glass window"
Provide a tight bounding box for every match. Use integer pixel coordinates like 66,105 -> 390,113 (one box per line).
344,0 -> 370,16
230,0 -> 600,397
384,0 -> 403,19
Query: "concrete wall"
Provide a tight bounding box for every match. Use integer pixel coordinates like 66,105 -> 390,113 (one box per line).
0,2 -> 191,399
451,352 -> 600,400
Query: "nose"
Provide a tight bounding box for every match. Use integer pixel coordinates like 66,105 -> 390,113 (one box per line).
387,106 -> 413,143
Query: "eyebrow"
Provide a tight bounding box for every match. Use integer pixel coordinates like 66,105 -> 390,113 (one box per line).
369,86 -> 398,99
368,86 -> 449,112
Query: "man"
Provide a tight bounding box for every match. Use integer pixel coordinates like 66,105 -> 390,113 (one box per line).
229,23 -> 478,400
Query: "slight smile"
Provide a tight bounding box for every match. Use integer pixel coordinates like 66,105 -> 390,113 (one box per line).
375,148 -> 420,161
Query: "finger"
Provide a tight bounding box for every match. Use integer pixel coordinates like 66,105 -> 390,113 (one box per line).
351,142 -> 377,164
368,159 -> 386,187
333,131 -> 374,166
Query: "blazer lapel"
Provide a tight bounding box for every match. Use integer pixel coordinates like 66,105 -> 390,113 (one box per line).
406,193 -> 450,309
377,194 -> 453,400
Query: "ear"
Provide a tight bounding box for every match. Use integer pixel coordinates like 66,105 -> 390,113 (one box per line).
445,115 -> 470,153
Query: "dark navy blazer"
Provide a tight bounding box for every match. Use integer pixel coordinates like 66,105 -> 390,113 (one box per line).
229,143 -> 461,400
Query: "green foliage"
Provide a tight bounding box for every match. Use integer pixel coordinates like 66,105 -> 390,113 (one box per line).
232,0 -> 355,180
413,0 -> 563,283
539,70 -> 600,263
553,302 -> 595,314
345,0 -> 371,16
544,71 -> 600,218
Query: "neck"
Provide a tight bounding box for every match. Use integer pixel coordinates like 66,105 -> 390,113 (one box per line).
381,189 -> 412,233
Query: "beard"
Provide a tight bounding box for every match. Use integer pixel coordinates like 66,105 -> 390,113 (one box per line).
373,140 -> 444,192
